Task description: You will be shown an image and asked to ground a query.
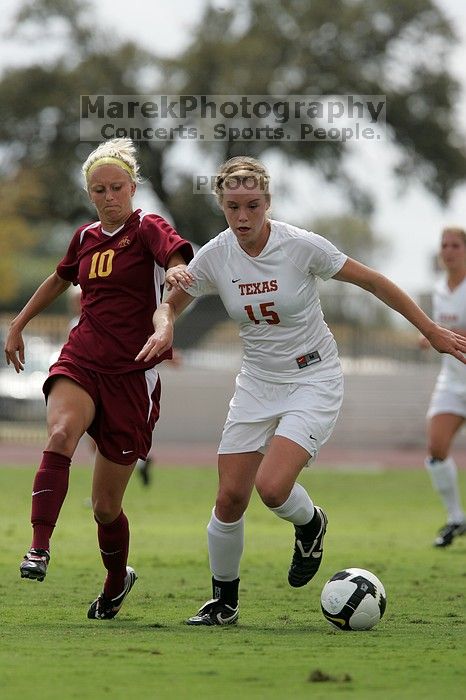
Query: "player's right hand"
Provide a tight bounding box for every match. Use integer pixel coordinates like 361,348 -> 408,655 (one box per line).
4,328 -> 25,373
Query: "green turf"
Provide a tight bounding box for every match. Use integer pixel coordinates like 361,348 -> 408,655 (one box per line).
0,464 -> 464,699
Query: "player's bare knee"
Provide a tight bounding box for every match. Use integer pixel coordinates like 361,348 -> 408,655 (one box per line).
427,440 -> 449,461
216,491 -> 248,520
255,479 -> 286,508
93,500 -> 119,524
46,424 -> 80,456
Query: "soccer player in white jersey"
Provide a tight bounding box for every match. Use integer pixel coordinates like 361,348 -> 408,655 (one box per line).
137,157 -> 466,626
420,227 -> 466,547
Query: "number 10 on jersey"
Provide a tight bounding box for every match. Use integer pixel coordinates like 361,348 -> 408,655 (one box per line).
89,250 -> 114,279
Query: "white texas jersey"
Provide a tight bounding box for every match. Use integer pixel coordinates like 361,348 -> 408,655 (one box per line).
432,276 -> 466,392
186,220 -> 347,383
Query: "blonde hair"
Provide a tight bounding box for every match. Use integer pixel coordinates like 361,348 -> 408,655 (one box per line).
442,226 -> 466,245
82,138 -> 140,186
215,156 -> 270,205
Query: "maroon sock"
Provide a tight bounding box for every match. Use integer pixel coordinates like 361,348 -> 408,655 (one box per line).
97,511 -> 129,598
31,451 -> 71,551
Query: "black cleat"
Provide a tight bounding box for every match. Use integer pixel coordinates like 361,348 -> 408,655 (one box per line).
187,598 -> 239,626
433,521 -> 466,547
288,506 -> 327,588
87,566 -> 137,619
20,548 -> 50,582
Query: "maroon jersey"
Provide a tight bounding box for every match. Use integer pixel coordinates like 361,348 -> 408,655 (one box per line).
56,209 -> 193,373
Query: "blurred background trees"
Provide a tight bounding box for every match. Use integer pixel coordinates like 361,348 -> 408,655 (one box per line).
0,0 -> 464,315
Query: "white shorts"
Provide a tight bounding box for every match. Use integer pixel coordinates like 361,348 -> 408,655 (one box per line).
218,371 -> 344,464
427,387 -> 466,419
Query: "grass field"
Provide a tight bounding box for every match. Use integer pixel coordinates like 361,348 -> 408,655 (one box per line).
0,463 -> 464,700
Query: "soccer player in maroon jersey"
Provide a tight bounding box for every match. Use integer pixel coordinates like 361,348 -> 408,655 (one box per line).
4,138 -> 193,619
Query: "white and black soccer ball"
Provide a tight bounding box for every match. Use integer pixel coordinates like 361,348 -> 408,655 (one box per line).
321,568 -> 386,631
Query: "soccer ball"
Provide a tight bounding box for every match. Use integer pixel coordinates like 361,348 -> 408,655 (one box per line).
320,568 -> 386,631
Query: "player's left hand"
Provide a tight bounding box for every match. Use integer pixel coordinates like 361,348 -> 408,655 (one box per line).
4,327 -> 25,373
427,325 -> 466,363
165,265 -> 194,291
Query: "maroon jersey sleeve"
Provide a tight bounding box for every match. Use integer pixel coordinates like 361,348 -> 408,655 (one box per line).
56,223 -> 99,283
138,214 -> 194,267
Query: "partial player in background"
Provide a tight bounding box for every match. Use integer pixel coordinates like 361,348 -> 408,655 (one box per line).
135,347 -> 183,486
66,284 -> 96,456
138,156 -> 466,626
136,241 -> 199,487
419,226 -> 466,547
4,137 -> 193,619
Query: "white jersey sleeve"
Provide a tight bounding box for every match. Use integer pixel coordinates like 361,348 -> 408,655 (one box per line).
281,229 -> 347,280
185,237 -> 227,296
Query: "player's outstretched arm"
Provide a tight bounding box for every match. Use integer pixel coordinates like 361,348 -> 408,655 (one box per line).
333,258 -> 466,364
4,272 -> 70,373
135,287 -> 195,363
165,264 -> 194,292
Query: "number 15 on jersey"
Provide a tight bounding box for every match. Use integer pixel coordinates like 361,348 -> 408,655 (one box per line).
244,302 -> 280,324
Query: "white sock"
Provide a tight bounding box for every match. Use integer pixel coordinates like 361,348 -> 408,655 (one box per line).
207,508 -> 244,581
268,482 -> 314,526
425,456 -> 465,523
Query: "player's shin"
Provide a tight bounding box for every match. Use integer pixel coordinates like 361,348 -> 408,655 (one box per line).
96,510 -> 130,598
31,451 -> 71,551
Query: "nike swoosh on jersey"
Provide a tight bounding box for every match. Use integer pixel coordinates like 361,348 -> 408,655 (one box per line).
32,489 -> 53,496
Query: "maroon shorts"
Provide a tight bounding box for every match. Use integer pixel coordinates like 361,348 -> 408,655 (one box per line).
43,359 -> 161,465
